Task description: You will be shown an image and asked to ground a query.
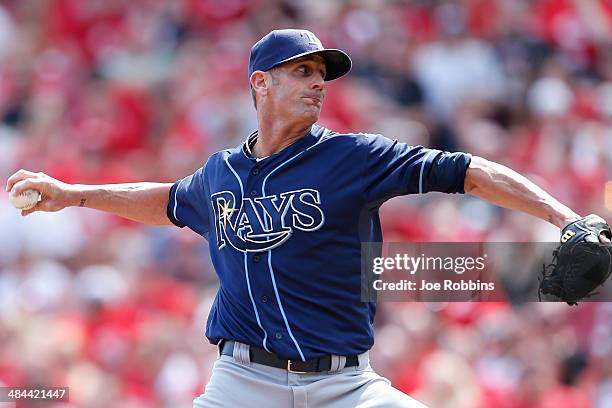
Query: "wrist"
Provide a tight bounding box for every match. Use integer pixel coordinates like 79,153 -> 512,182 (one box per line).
558,213 -> 581,230
65,184 -> 88,207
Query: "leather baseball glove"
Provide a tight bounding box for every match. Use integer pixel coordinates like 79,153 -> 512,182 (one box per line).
539,214 -> 612,305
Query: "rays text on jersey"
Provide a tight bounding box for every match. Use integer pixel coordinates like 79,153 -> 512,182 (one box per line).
211,188 -> 325,252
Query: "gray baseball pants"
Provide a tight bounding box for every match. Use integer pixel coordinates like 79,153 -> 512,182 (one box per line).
193,341 -> 427,408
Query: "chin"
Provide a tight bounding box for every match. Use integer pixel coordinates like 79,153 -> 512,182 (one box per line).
305,106 -> 322,119
302,112 -> 320,124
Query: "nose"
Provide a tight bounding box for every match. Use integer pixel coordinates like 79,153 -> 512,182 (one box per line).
312,72 -> 325,91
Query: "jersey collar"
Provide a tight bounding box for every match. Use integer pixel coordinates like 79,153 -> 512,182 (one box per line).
242,130 -> 261,159
241,126 -> 321,161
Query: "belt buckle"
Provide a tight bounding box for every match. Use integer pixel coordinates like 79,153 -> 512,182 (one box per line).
287,359 -> 308,374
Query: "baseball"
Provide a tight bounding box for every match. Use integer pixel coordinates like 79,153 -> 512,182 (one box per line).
9,187 -> 41,210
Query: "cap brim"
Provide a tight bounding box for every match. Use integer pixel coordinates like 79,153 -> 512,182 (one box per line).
274,49 -> 352,81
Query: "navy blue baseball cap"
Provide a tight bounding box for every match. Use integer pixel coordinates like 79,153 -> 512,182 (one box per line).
248,29 -> 352,82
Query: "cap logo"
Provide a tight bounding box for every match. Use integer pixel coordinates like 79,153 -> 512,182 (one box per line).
304,32 -> 322,47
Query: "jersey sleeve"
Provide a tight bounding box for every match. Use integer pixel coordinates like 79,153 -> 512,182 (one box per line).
167,165 -> 210,237
362,134 -> 472,204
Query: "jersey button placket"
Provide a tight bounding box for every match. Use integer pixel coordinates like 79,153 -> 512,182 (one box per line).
251,168 -> 259,176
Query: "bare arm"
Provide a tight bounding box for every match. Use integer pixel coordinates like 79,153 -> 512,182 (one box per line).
6,170 -> 174,225
464,156 -> 580,229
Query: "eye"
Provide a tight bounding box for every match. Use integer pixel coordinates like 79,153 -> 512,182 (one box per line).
298,65 -> 310,75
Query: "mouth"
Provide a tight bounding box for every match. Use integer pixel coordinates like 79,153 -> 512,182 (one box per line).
302,95 -> 322,105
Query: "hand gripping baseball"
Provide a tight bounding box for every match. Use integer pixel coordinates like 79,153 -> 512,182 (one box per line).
5,170 -> 75,216
539,214 -> 612,305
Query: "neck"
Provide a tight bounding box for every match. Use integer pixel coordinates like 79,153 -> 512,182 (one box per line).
253,110 -> 313,158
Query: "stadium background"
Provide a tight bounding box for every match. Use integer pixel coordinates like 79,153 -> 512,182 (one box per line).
0,0 -> 611,406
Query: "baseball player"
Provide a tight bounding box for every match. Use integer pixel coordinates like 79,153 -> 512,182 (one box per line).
5,29 -> 602,407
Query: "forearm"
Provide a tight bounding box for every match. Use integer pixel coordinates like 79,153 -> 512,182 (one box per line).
69,183 -> 174,225
464,156 -> 580,229
6,169 -> 175,225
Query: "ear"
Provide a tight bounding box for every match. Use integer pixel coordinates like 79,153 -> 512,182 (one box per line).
250,71 -> 268,95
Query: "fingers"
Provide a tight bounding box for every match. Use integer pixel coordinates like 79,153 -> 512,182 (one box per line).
17,188 -> 59,216
21,206 -> 38,217
21,201 -> 45,217
6,169 -> 41,193
6,170 -> 54,216
6,170 -> 73,216
11,179 -> 44,216
10,178 -> 47,197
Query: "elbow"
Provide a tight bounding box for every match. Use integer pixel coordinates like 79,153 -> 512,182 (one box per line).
464,155 -> 488,194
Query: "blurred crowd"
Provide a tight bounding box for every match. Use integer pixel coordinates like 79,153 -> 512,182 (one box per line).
0,0 -> 611,407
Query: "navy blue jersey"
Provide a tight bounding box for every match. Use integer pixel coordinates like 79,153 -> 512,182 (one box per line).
167,124 -> 471,360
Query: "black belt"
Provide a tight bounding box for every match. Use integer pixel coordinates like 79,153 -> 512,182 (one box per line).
220,340 -> 360,373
